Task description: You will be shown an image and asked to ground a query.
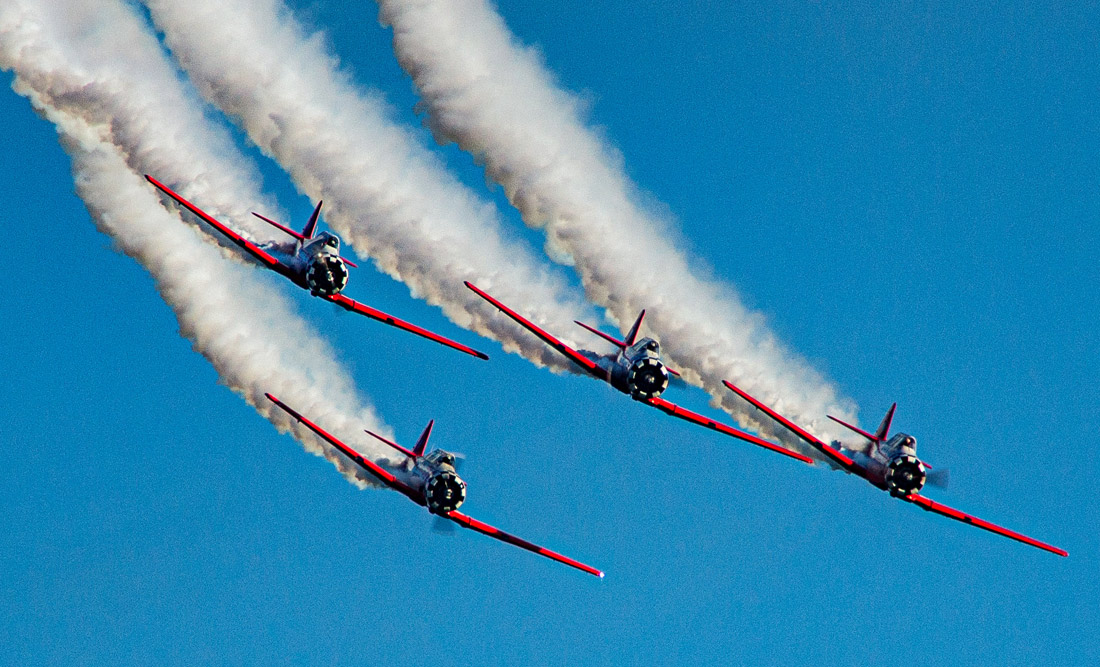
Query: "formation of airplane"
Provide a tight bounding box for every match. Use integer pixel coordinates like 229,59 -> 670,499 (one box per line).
722,381 -> 1067,557
140,173 -> 1066,577
464,281 -> 814,465
145,175 -> 488,360
265,394 -> 603,577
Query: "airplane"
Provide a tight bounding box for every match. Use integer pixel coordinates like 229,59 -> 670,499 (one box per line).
265,393 -> 604,578
145,175 -> 488,360
722,380 -> 1067,557
464,281 -> 814,464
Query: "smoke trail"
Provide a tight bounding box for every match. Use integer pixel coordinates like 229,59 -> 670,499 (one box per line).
141,0 -> 595,372
3,0 -> 286,253
0,0 -> 398,485
377,0 -> 861,454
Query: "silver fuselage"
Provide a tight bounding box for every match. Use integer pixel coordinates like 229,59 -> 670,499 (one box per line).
260,231 -> 349,295
401,449 -> 467,514
838,432 -> 926,495
578,336 -> 671,400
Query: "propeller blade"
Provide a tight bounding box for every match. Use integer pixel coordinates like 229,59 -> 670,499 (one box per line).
451,452 -> 466,472
926,467 -> 951,490
432,515 -> 456,535
667,374 -> 690,390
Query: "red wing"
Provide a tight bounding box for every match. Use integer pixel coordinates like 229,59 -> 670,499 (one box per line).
645,397 -> 814,464
265,394 -> 421,502
904,494 -> 1067,557
445,510 -> 604,578
465,281 -> 602,376
723,380 -> 861,473
146,175 -> 285,271
324,293 -> 488,360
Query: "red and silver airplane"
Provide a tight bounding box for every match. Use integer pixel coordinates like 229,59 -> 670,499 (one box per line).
145,175 -> 487,360
465,281 -> 813,464
723,381 -> 1067,557
265,393 -> 603,577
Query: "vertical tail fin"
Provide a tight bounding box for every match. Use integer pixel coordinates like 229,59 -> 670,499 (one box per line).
875,403 -> 897,441
412,419 -> 434,457
624,310 -> 646,346
301,200 -> 323,239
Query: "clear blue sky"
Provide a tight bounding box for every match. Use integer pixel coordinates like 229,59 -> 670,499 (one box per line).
1,1 -> 1097,664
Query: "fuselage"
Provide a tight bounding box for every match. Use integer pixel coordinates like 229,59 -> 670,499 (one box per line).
579,335 -> 671,400
836,432 -> 926,496
260,231 -> 349,296
402,449 -> 467,514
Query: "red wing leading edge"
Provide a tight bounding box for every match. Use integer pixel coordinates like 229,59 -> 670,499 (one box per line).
723,381 -> 1066,557
266,394 -> 603,577
146,175 -> 487,360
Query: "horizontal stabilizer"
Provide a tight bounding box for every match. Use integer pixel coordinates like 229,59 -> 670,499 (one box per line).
827,414 -> 879,443
364,429 -> 418,459
574,320 -> 626,348
253,212 -> 306,241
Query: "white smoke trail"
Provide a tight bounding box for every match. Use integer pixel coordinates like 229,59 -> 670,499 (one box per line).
141,0 -> 595,372
377,0 -> 861,454
0,0 -> 398,485
4,0 -> 286,252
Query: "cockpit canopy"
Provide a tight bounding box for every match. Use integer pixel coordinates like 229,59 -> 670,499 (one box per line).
425,449 -> 456,468
313,232 -> 340,250
630,338 -> 660,356
885,432 -> 918,455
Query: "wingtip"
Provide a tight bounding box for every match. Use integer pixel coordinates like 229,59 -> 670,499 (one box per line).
264,392 -> 277,403
475,350 -> 490,361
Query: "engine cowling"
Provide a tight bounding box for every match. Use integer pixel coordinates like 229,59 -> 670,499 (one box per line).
305,254 -> 349,296
425,471 -> 467,514
626,357 -> 669,399
885,455 -> 926,497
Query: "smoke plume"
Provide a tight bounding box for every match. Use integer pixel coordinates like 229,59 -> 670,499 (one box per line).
377,0 -> 861,454
142,0 -> 596,372
0,0 -> 399,484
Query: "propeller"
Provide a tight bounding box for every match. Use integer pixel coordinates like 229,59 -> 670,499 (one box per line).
451,452 -> 466,473
667,373 -> 690,390
432,515 -> 456,535
926,467 -> 951,490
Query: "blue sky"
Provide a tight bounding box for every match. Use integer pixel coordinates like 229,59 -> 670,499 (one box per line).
1,1 -> 1097,664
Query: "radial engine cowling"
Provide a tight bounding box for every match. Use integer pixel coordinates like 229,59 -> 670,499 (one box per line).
626,357 -> 669,399
425,471 -> 467,514
306,255 -> 349,296
885,455 -> 926,497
